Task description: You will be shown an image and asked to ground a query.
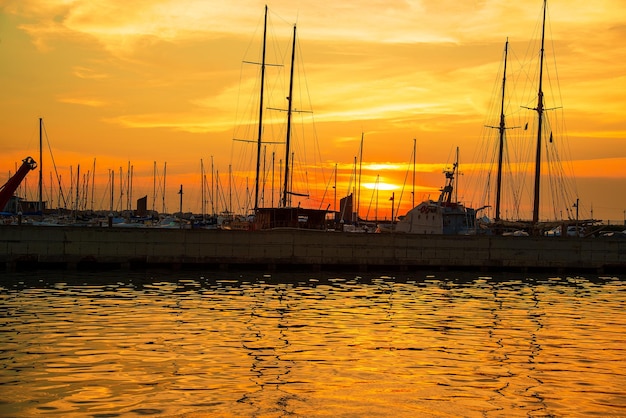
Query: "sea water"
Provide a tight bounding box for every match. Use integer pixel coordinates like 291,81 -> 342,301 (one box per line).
1,271 -> 625,417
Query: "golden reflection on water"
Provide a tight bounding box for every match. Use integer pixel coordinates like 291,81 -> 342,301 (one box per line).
1,273 -> 625,417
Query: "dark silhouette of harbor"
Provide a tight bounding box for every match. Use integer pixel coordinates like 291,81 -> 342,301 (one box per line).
1,225 -> 624,273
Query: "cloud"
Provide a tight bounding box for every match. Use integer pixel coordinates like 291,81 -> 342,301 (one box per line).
57,96 -> 110,107
72,66 -> 109,79
9,0 -> 626,51
104,112 -> 231,133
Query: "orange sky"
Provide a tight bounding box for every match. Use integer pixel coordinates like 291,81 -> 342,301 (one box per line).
1,0 -> 625,222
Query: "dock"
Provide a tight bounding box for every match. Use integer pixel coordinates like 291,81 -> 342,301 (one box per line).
1,225 -> 624,273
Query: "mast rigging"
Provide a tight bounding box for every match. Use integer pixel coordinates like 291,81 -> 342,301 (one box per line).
532,0 -> 547,224
282,24 -> 296,208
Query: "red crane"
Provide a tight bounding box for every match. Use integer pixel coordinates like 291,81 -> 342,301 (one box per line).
0,156 -> 38,212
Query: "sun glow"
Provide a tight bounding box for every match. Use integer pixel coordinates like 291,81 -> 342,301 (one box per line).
1,0 -> 625,221
362,182 -> 397,191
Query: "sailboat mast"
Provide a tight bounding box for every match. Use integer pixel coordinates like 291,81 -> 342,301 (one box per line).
128,165 -> 135,210
38,117 -> 43,213
271,152 -> 275,207
228,164 -> 232,215
91,158 -> 96,211
110,169 -> 114,212
162,162 -> 167,214
200,159 -> 205,220
495,39 -> 509,222
282,24 -> 296,208
357,132 -> 363,220
532,0 -> 547,224
454,147 -> 459,204
352,156 -> 357,222
334,163 -> 337,214
412,138 -> 416,209
152,161 -> 156,213
254,5 -> 268,211
211,156 -> 215,216
75,164 -> 80,217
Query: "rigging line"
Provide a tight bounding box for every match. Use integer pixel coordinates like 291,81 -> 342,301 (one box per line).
214,172 -> 226,213
342,159 -> 354,219
394,157 -> 413,219
269,6 -> 295,27
546,42 -> 579,200
204,174 -> 215,212
557,111 -> 578,196
471,42 -> 507,180
364,175 -> 380,221
477,127 -> 499,210
318,164 -> 336,211
546,131 -> 565,220
232,8 -> 267,156
545,142 -> 558,219
542,108 -> 576,220
504,141 -> 523,220
297,40 -> 327,190
42,121 -> 68,208
551,140 -> 577,217
96,173 -> 111,212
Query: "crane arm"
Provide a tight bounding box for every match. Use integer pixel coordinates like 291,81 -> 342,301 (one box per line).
0,156 -> 38,211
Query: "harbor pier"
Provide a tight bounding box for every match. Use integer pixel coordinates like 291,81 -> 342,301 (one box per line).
1,225 -> 624,273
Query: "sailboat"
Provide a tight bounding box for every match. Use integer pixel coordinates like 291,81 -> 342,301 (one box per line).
242,8 -> 327,230
478,0 -> 584,235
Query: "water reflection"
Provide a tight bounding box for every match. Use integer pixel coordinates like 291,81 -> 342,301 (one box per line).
1,272 -> 625,417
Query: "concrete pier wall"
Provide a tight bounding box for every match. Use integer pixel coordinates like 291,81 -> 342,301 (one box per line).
1,225 -> 624,272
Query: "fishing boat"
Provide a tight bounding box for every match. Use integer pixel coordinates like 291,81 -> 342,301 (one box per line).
378,150 -> 479,235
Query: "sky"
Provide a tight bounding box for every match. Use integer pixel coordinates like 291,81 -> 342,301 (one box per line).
1,0 -> 625,222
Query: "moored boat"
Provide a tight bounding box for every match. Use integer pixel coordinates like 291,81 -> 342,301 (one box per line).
378,154 -> 478,235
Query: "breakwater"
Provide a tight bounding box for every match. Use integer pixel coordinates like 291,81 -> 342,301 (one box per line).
1,225 -> 624,272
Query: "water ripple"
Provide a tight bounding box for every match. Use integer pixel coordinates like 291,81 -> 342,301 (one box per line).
1,272 -> 624,417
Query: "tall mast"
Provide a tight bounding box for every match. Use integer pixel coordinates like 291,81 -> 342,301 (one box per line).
119,166 -> 123,211
412,138 -> 416,209
271,152 -> 275,207
75,164 -> 80,217
357,132 -> 364,219
532,0 -> 547,224
211,156 -> 215,216
352,156 -> 357,222
282,24 -> 296,208
128,161 -> 135,210
454,147 -> 459,204
110,169 -> 114,212
228,164 -> 232,214
38,117 -> 43,213
162,162 -> 167,213
91,158 -> 96,211
495,39 -> 509,222
200,159 -> 205,220
254,5 -> 268,211
261,145 -> 266,206
334,163 -> 337,214
152,161 -> 156,213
